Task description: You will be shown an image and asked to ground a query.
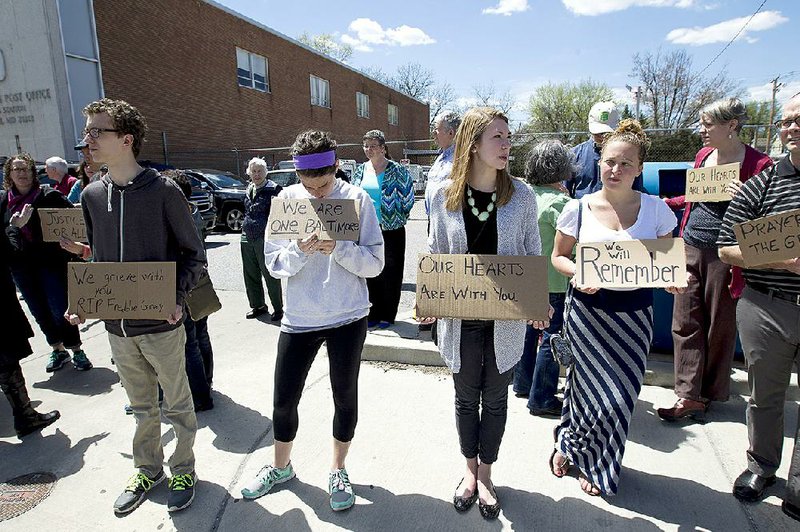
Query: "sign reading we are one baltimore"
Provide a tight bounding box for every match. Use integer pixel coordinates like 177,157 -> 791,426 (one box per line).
267,198 -> 360,241
416,254 -> 549,320
67,262 -> 175,320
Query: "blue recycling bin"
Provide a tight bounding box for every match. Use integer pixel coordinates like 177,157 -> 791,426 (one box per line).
640,162 -> 744,358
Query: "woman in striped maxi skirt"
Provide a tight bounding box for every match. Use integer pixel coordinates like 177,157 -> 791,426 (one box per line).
550,119 -> 683,496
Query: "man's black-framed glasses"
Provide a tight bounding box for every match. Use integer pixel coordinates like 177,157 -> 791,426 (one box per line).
774,117 -> 800,129
82,127 -> 119,138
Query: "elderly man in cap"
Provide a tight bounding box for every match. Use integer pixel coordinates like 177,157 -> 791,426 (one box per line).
566,101 -> 644,198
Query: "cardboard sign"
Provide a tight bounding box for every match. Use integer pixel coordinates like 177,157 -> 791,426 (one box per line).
67,262 -> 176,319
416,254 -> 550,320
733,208 -> 800,267
38,208 -> 87,242
266,198 -> 360,241
576,238 -> 687,288
684,162 -> 740,202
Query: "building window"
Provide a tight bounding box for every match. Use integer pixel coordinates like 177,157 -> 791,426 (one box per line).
310,75 -> 330,108
356,92 -> 369,118
388,104 -> 399,126
237,48 -> 269,92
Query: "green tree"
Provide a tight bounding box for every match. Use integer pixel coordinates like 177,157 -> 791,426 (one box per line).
742,100 -> 775,150
297,33 -> 353,63
525,80 -> 614,143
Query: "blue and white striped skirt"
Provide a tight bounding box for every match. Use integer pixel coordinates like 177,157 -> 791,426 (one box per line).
556,288 -> 654,496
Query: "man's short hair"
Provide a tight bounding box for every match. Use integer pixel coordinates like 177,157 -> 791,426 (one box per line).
45,156 -> 68,175
82,98 -> 148,157
435,111 -> 461,134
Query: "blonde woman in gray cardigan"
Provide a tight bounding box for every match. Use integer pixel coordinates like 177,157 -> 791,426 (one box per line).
420,107 -> 549,520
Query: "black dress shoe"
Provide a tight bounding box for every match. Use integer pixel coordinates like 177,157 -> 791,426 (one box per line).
270,310 -> 283,322
530,401 -> 563,418
246,307 -> 267,319
733,470 -> 776,502
16,410 -> 60,437
783,500 -> 800,522
478,484 -> 501,520
452,478 -> 477,512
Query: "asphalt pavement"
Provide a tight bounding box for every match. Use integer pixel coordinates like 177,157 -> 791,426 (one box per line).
1,199 -> 799,531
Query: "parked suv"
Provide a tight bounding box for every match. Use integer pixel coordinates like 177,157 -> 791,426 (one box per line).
186,168 -> 247,232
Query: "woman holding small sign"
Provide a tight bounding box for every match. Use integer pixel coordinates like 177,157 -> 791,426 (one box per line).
660,98 -> 772,422
551,119 -> 681,496
1,153 -> 93,373
422,107 -> 548,519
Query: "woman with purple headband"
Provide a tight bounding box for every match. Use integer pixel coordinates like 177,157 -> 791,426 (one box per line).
240,130 -> 384,513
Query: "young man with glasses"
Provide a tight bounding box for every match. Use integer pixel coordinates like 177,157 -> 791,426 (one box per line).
718,94 -> 800,522
66,98 -> 205,515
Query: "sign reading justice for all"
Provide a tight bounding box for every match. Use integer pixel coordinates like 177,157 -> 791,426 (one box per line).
267,198 -> 360,241
684,162 -> 740,202
416,254 -> 549,320
38,208 -> 87,242
67,262 -> 176,320
576,238 -> 688,289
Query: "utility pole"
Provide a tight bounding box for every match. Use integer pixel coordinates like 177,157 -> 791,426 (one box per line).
626,85 -> 642,121
766,76 -> 783,153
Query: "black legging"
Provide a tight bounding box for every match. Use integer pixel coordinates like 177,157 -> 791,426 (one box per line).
273,317 -> 367,442
367,226 -> 405,323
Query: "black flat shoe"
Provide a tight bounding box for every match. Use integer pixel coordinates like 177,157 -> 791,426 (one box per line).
452,478 -> 477,512
246,307 -> 267,319
732,470 -> 775,502
783,500 -> 800,522
478,483 -> 500,520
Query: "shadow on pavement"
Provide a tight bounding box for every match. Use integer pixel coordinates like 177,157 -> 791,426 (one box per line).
197,391 -> 274,454
205,241 -> 230,250
32,367 -> 119,396
0,428 -> 109,481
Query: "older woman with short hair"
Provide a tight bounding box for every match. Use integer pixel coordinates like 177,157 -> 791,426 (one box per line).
351,130 -> 414,328
241,156 -> 283,321
659,98 -> 772,422
513,140 -> 574,417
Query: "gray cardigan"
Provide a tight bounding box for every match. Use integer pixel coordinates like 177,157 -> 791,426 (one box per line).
426,178 -> 542,373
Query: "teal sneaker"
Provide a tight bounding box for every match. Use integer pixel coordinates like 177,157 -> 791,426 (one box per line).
45,350 -> 70,372
241,463 -> 295,499
328,468 -> 355,511
72,350 -> 93,371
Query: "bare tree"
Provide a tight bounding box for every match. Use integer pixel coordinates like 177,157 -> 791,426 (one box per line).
632,49 -> 741,129
392,63 -> 435,100
427,82 -> 457,125
361,66 -> 392,85
362,62 -> 456,124
297,33 -> 353,63
472,82 -> 516,115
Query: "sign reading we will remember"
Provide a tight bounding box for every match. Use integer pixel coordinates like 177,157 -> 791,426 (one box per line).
576,238 -> 688,289
684,162 -> 740,202
267,198 -> 360,241
38,208 -> 87,242
733,208 -> 800,267
416,254 -> 550,320
67,262 -> 175,320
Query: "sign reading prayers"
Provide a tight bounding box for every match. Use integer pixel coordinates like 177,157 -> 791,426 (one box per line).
38,208 -> 87,242
67,262 -> 175,319
267,198 -> 360,241
416,254 -> 549,320
576,238 -> 688,289
733,208 -> 800,267
684,162 -> 740,202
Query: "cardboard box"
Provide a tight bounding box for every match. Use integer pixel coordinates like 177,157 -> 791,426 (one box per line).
267,198 -> 360,241
576,238 -> 687,289
67,262 -> 176,320
416,254 -> 550,320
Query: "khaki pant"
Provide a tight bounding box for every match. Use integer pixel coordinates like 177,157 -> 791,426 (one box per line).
109,327 -> 197,477
737,286 -> 800,505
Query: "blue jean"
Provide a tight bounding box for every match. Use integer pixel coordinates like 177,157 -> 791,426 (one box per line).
513,292 -> 565,410
184,317 -> 212,408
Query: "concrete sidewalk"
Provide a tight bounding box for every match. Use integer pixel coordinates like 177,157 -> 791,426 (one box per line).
1,289 -> 798,531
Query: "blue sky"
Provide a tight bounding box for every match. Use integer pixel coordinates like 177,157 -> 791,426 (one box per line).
216,0 -> 799,125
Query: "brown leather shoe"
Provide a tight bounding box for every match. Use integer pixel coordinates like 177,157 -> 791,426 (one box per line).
657,398 -> 707,422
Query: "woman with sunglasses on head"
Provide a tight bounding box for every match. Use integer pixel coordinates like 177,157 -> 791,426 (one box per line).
421,107 -> 548,519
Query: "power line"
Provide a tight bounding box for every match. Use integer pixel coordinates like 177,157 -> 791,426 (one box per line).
696,0 -> 768,78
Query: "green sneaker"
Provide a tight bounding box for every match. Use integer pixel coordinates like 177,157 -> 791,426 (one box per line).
45,350 -> 70,372
241,463 -> 295,499
72,350 -> 93,371
167,472 -> 196,512
329,468 -> 355,511
113,470 -> 165,514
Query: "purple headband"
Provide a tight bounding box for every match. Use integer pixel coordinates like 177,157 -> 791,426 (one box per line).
293,150 -> 336,170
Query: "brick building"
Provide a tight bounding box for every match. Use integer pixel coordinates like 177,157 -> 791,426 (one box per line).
0,0 -> 430,172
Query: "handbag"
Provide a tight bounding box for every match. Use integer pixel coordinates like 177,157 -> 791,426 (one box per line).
185,269 -> 222,321
550,200 -> 583,367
